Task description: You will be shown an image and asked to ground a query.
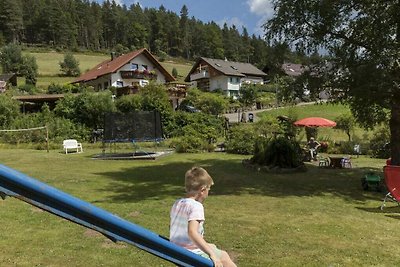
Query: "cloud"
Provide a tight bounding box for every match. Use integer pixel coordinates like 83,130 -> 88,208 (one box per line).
246,0 -> 274,36
247,0 -> 274,18
217,17 -> 246,30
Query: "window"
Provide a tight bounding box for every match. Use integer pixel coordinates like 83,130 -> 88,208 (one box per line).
215,63 -> 221,67
231,66 -> 238,70
230,77 -> 239,84
141,64 -> 148,70
116,81 -> 123,87
131,63 -> 138,70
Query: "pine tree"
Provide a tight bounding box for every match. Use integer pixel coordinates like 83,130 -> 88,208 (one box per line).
0,0 -> 23,43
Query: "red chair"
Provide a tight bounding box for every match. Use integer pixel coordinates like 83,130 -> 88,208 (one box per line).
380,165 -> 400,210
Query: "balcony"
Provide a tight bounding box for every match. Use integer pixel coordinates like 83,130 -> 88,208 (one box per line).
190,71 -> 209,81
120,70 -> 157,80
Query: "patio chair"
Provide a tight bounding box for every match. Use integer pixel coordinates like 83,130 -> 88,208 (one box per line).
380,165 -> 400,210
341,157 -> 352,168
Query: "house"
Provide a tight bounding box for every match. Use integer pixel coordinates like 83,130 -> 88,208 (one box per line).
73,48 -> 176,96
281,63 -> 306,77
185,57 -> 267,98
0,73 -> 17,93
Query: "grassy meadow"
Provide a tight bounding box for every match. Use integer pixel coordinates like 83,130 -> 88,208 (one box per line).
259,102 -> 373,143
0,148 -> 398,266
18,51 -> 193,88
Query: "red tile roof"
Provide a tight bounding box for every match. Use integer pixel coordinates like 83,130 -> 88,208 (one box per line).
73,48 -> 175,83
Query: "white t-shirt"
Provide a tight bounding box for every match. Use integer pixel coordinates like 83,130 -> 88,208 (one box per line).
170,198 -> 205,250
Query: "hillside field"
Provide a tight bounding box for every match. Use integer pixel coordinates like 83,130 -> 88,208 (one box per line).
18,51 -> 193,87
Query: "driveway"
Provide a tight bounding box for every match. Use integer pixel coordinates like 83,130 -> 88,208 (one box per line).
223,102 -> 319,123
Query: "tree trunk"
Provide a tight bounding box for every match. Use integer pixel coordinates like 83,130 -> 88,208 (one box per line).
390,97 -> 400,165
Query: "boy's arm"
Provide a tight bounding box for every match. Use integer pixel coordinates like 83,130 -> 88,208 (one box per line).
188,220 -> 222,267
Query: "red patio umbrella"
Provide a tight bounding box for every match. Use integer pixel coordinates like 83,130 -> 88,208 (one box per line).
294,117 -> 336,127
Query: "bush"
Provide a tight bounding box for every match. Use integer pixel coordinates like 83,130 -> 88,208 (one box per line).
369,125 -> 390,158
171,135 -> 213,153
1,106 -> 90,146
59,53 -> 81,77
251,137 -> 304,168
0,94 -> 20,127
225,124 -> 257,155
165,112 -> 224,139
166,112 -> 224,153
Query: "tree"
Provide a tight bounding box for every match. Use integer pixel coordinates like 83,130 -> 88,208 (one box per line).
21,54 -> 38,85
0,0 -> 23,43
334,114 -> 356,141
239,84 -> 258,110
0,44 -> 24,74
265,1 -> 400,165
179,5 -> 190,58
0,94 -> 20,127
59,53 -> 81,77
54,91 -> 115,130
185,88 -> 228,116
172,67 -> 178,78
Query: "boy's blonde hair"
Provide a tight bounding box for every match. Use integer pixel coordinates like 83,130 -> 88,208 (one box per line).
185,167 -> 214,193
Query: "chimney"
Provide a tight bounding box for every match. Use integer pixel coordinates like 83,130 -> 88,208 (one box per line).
110,52 -> 116,60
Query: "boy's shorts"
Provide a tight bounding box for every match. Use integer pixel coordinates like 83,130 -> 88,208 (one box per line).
190,246 -> 222,260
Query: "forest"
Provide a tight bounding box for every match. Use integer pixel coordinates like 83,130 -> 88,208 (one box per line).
0,0 -> 290,69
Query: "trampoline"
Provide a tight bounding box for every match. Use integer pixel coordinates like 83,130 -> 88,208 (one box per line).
93,110 -> 169,160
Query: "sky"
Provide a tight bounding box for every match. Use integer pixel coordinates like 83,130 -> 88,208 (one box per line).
96,0 -> 274,36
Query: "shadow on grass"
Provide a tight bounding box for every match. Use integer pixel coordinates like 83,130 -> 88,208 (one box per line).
93,156 -> 385,204
356,205 -> 400,220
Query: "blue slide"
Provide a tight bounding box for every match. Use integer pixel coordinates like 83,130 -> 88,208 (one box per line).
0,164 -> 213,267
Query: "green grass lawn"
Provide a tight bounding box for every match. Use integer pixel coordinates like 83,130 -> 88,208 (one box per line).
0,148 -> 397,266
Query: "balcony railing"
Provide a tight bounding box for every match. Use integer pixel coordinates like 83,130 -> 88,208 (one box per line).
120,70 -> 157,80
190,71 -> 209,81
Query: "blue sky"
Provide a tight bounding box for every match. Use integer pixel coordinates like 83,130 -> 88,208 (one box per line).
96,0 -> 274,36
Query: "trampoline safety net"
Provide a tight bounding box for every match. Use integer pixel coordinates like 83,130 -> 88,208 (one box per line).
103,111 -> 163,142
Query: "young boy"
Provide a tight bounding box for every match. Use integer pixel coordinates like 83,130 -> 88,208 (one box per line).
170,167 -> 237,267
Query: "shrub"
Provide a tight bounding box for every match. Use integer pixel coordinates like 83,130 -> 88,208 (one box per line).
59,53 -> 81,77
115,94 -> 142,112
165,112 -> 224,139
1,105 -> 90,146
369,125 -> 390,158
0,94 -> 20,127
225,124 -> 257,155
251,137 -> 304,168
172,67 -> 178,78
54,91 -> 116,129
172,135 -> 211,153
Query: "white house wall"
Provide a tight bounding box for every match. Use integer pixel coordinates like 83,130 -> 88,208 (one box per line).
241,76 -> 264,85
86,74 -> 112,90
111,54 -> 166,87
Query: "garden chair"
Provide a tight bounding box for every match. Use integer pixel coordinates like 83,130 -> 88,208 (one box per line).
341,157 -> 352,168
63,139 -> 83,154
318,156 -> 329,167
380,165 -> 400,210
